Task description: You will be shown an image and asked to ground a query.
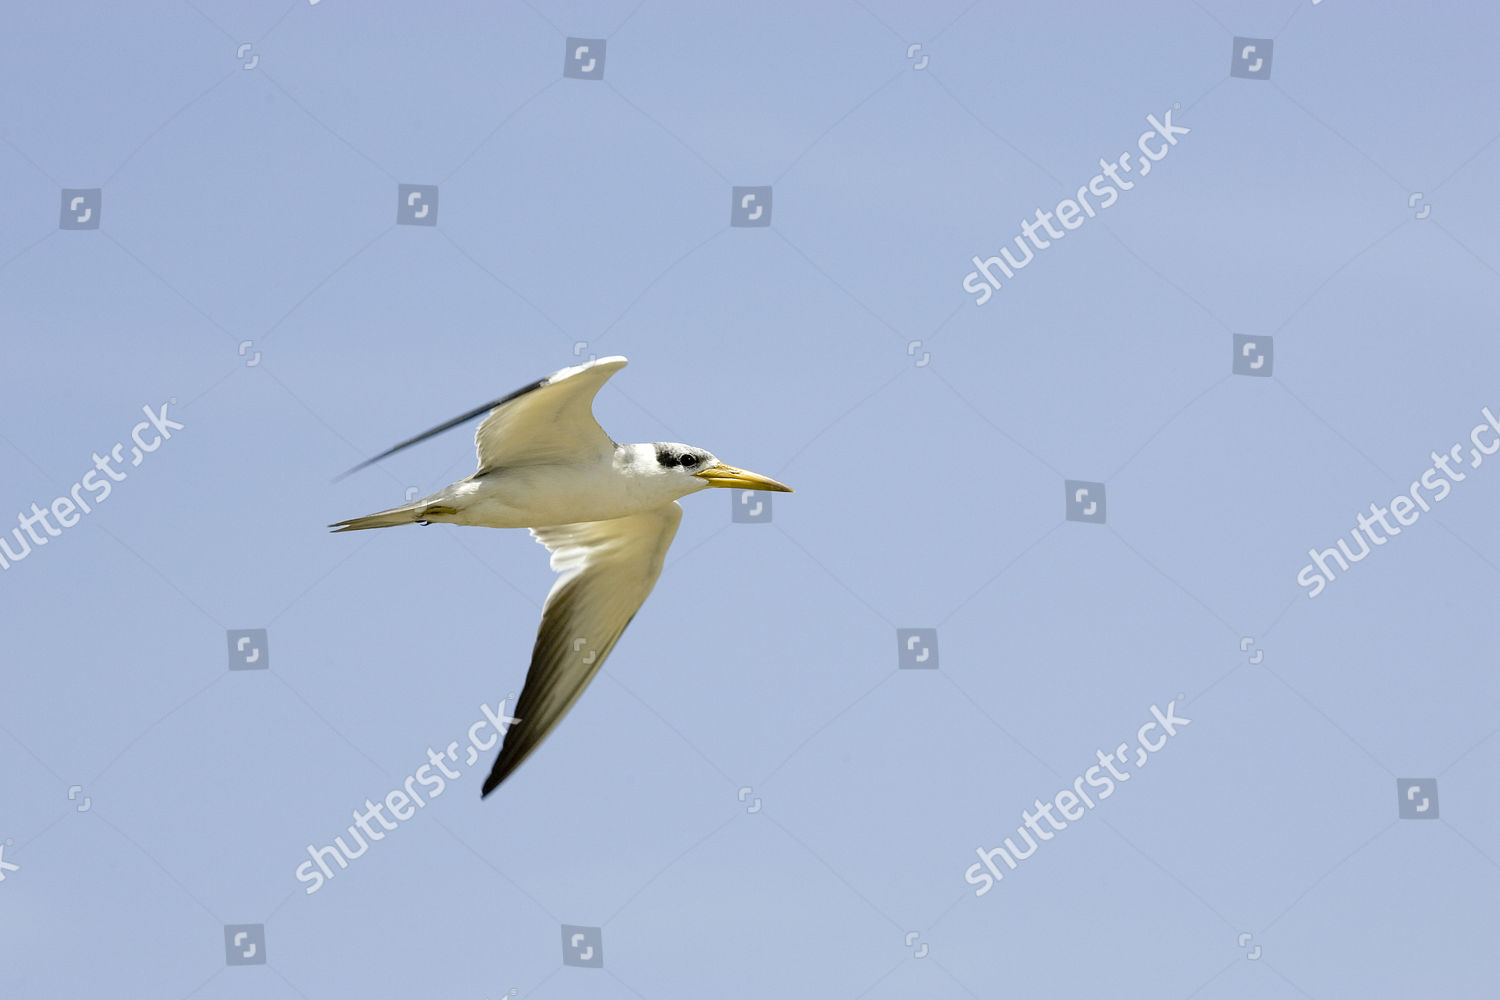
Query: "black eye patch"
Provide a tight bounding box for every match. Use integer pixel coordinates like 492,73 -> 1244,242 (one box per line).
656,447 -> 680,468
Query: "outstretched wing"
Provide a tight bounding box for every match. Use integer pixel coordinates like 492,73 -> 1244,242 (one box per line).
335,356 -> 628,480
482,502 -> 683,795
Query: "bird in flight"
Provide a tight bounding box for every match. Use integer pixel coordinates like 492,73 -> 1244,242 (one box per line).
330,356 -> 791,795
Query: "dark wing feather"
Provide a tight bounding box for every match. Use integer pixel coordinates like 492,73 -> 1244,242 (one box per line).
334,356 -> 626,481
482,502 -> 683,794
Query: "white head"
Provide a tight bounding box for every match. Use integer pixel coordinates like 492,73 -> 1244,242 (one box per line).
620,442 -> 793,503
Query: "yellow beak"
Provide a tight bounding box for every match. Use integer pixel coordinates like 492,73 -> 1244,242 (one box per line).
692,462 -> 793,492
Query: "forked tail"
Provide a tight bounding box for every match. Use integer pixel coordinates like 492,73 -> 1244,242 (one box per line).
329,499 -> 452,533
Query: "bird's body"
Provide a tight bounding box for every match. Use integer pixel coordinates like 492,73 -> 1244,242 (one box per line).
330,356 -> 790,795
344,444 -> 693,530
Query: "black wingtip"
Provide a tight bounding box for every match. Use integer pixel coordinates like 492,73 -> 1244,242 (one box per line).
330,392 -> 517,485
482,744 -> 521,797
481,763 -> 508,798
330,460 -> 374,485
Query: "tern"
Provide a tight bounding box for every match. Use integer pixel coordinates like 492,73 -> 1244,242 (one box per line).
330,356 -> 791,795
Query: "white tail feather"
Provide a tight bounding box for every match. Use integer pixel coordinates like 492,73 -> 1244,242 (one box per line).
328,501 -> 427,532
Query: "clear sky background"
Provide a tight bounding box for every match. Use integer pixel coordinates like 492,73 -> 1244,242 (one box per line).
2,1 -> 1497,997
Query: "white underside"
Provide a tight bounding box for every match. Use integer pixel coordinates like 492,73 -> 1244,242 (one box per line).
424,456 -> 701,529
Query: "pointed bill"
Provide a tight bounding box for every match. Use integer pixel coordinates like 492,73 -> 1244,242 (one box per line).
692,463 -> 792,492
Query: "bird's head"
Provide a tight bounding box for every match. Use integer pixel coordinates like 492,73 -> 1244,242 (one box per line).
641,442 -> 793,499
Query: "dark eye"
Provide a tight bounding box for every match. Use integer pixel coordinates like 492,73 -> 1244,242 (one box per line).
679,454 -> 698,467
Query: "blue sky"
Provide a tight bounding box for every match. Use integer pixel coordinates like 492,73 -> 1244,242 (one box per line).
2,1 -> 1497,998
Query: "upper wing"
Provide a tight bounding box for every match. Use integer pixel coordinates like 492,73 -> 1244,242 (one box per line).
334,356 -> 628,481
473,356 -> 626,473
482,502 -> 683,795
